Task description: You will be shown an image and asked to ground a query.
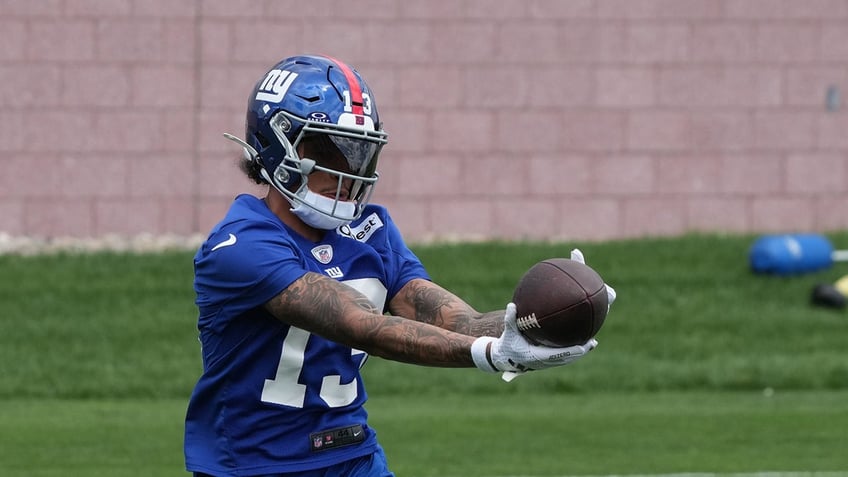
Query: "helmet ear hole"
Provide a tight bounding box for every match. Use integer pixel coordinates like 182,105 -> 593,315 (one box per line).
274,167 -> 290,185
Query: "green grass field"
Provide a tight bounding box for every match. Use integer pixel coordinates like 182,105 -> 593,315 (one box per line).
1,232 -> 847,475
2,392 -> 847,476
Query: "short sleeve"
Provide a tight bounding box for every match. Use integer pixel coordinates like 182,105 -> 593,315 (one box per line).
194,218 -> 308,332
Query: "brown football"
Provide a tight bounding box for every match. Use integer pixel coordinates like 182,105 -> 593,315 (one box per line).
512,258 -> 609,347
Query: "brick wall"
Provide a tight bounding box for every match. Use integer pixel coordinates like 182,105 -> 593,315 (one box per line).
1,0 -> 847,243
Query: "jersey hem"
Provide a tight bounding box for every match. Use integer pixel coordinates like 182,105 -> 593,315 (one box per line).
186,441 -> 380,475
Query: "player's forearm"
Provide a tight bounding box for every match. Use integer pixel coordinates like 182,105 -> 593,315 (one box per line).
265,272 -> 477,367
467,309 -> 505,337
391,279 -> 505,337
350,313 -> 476,367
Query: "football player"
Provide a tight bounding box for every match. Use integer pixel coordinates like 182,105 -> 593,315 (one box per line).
184,54 -> 615,477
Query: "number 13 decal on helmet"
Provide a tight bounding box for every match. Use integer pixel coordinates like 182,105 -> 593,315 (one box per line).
341,90 -> 373,115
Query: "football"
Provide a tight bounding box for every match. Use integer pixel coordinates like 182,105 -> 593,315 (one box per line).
512,258 -> 608,347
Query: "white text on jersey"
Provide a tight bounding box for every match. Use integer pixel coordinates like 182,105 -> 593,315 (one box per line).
325,267 -> 344,279
339,213 -> 383,243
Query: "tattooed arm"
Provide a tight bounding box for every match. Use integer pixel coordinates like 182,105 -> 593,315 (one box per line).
387,278 -> 504,338
264,272 -> 477,367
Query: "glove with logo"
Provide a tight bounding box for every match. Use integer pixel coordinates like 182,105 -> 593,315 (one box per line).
471,303 -> 598,382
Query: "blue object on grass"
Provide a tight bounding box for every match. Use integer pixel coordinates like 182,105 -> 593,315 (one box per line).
749,234 -> 835,275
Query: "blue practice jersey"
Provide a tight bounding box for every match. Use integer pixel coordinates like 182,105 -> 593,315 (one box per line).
184,194 -> 429,476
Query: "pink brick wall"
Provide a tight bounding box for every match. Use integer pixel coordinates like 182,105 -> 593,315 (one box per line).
1,0 -> 847,243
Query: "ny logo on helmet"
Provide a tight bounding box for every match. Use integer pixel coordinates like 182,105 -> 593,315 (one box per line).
255,69 -> 299,103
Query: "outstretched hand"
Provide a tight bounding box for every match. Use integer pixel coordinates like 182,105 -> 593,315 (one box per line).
471,303 -> 598,382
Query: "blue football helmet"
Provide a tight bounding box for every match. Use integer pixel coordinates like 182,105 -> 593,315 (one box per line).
226,55 -> 388,228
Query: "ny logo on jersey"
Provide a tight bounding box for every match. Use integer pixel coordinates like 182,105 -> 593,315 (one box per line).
255,69 -> 299,103
325,267 -> 344,279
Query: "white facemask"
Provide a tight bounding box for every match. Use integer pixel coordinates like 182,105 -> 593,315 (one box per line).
290,187 -> 357,230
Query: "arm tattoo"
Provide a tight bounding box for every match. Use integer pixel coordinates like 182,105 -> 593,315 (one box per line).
471,310 -> 506,337
408,284 -> 454,327
265,272 -> 475,367
397,280 -> 504,338
267,272 -> 377,338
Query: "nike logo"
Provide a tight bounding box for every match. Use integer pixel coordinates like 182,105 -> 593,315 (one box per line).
353,430 -> 362,437
211,233 -> 237,251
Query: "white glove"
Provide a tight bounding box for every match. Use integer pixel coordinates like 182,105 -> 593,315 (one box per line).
471,303 -> 598,382
570,248 -> 616,310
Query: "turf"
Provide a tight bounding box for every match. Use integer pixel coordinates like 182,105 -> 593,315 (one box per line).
370,391 -> 848,476
1,232 -> 848,475
1,392 -> 846,476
